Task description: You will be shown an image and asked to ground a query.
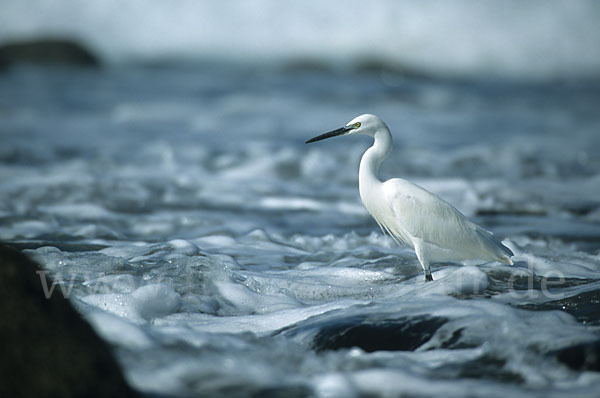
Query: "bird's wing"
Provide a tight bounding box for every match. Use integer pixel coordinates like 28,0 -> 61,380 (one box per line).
381,178 -> 483,250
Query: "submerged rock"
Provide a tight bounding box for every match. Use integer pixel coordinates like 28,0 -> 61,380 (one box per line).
312,314 -> 447,352
0,245 -> 137,397
0,38 -> 100,68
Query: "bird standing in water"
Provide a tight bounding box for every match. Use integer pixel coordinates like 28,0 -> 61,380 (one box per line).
306,114 -> 513,281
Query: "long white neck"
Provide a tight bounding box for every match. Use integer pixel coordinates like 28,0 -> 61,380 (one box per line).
359,128 -> 392,200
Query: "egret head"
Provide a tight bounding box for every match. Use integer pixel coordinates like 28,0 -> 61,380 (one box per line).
305,114 -> 385,143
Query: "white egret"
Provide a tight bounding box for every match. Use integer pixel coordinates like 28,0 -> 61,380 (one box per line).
306,114 -> 513,281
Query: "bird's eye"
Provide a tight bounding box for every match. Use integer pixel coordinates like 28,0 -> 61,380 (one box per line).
354,122 -> 361,128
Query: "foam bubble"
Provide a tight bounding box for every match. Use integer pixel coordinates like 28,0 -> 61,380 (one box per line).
82,283 -> 181,323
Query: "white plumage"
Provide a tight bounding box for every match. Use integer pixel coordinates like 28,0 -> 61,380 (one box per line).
306,114 -> 513,281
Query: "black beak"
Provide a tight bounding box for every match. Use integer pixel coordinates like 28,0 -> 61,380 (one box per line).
305,126 -> 352,144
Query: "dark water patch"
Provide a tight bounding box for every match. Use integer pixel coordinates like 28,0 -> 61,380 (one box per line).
476,209 -> 548,217
517,287 -> 600,325
279,57 -> 435,81
551,340 -> 600,372
3,240 -> 109,252
249,385 -> 313,398
562,202 -> 600,217
460,356 -> 525,383
478,215 -> 600,248
312,315 -> 447,353
181,384 -> 312,398
491,272 -> 590,292
436,327 -> 474,350
280,58 -> 337,75
451,270 -> 590,300
353,58 -> 433,81
0,143 -> 98,166
435,355 -> 525,384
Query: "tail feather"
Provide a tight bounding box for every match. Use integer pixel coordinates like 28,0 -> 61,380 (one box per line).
499,254 -> 514,265
497,240 -> 514,264
474,227 -> 514,264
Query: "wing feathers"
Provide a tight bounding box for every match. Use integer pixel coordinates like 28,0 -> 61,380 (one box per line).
379,178 -> 512,262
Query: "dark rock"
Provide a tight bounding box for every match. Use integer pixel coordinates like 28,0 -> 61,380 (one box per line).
354,58 -> 431,80
0,38 -> 100,68
312,314 -> 447,352
553,340 -> 600,372
0,245 -> 138,397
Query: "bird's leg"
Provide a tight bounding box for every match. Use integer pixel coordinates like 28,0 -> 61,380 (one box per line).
415,244 -> 433,282
425,270 -> 433,282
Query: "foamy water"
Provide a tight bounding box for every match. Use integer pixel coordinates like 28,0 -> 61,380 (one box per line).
1,64 -> 599,397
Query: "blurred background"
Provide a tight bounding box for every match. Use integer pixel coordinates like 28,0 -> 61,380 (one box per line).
1,0 -> 600,79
